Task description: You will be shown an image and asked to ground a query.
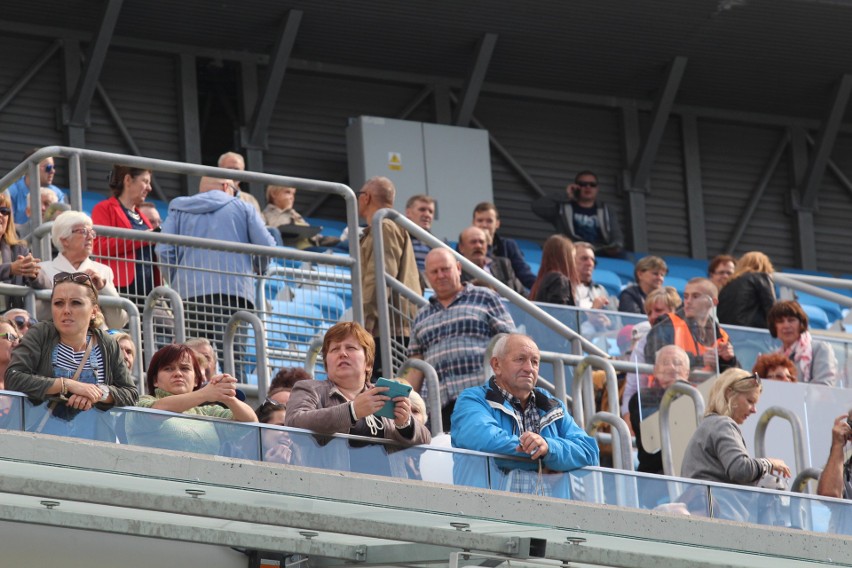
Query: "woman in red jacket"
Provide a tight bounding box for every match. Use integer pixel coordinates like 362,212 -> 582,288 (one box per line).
91,165 -> 159,309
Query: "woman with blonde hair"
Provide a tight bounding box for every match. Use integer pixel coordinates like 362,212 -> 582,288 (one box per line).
682,368 -> 790,486
717,251 -> 776,329
528,235 -> 579,305
0,192 -> 49,309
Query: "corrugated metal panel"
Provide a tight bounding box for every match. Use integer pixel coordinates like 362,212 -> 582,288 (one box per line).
699,121 -> 794,267
644,116 -> 689,257
814,133 -> 852,275
263,73 -> 428,219
86,49 -> 182,200
473,94 -> 624,245
0,36 -> 65,185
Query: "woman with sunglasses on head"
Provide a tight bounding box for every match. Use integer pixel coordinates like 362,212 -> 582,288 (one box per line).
126,344 -> 256,455
38,211 -> 128,330
91,165 -> 160,310
5,272 -> 137,437
0,192 -> 50,310
680,369 -> 790,519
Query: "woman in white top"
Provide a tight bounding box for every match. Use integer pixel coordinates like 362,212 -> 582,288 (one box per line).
39,211 -> 128,330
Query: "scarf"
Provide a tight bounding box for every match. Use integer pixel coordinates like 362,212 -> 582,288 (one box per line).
781,330 -> 813,382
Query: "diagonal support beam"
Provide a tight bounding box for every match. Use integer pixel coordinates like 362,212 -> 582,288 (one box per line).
0,40 -> 60,115
724,130 -> 789,253
800,73 -> 852,209
789,126 -> 817,269
680,114 -> 707,259
630,56 -> 688,190
68,0 -> 123,126
455,33 -> 498,127
246,9 -> 302,148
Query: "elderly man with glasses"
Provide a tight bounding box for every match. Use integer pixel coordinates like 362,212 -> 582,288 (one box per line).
531,170 -> 625,258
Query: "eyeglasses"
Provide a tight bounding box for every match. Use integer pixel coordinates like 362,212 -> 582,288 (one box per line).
53,271 -> 97,292
0,332 -> 20,344
577,181 -> 598,188
11,315 -> 36,330
43,164 -> 55,173
0,207 -> 10,217
71,227 -> 97,238
713,270 -> 734,276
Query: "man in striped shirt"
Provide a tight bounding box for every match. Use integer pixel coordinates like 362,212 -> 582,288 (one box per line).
406,248 -> 514,432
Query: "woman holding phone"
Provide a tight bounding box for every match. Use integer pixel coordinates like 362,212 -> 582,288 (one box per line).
285,321 -> 430,446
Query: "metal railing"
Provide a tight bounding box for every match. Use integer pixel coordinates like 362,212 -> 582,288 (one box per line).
754,406 -> 808,475
371,208 -> 608,379
659,381 -> 706,477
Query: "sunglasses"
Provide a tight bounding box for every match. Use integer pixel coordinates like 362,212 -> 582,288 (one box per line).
576,181 -> 598,188
0,332 -> 20,343
43,164 -> 55,173
0,207 -> 11,217
53,271 -> 97,292
11,315 -> 36,329
261,397 -> 286,410
734,372 -> 762,387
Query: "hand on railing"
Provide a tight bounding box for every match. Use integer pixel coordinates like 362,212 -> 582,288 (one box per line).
517,431 -> 548,459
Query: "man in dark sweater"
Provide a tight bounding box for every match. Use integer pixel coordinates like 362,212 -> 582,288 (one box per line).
472,201 -> 536,290
531,170 -> 625,258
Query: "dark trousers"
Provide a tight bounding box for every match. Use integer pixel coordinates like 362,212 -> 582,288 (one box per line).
187,294 -> 254,380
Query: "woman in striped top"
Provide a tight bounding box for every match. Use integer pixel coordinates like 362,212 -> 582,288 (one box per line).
6,272 -> 137,436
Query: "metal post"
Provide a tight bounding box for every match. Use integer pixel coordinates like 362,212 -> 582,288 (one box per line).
658,381 -> 705,477
754,406 -> 807,475
224,310 -> 269,401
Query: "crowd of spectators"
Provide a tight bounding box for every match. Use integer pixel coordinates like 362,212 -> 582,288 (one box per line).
2,155 -> 852,524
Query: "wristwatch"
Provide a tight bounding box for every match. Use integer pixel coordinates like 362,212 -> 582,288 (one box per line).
97,384 -> 110,402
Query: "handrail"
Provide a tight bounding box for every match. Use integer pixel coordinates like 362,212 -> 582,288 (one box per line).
572,355 -> 622,428
791,467 -> 823,494
659,381 -> 706,477
371,208 -> 608,377
585,411 -> 634,472
774,272 -> 852,309
398,358 -> 443,437
223,310 -> 269,400
304,336 -> 324,377
5,145 -> 364,324
754,405 -> 808,475
537,351 -> 585,411
142,286 -> 187,372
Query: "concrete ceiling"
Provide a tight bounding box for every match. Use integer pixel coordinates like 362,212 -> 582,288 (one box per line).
3,0 -> 852,120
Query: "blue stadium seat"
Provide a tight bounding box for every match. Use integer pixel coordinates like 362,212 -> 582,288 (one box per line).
665,276 -> 689,296
291,287 -> 347,321
663,255 -> 709,273
793,292 -> 842,324
596,257 -> 635,284
594,269 -> 624,297
665,265 -> 704,281
801,304 -> 830,330
514,238 -> 543,265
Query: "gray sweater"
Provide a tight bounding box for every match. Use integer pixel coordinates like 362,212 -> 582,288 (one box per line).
681,414 -> 769,485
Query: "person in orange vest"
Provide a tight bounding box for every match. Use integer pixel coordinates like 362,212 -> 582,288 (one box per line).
643,277 -> 738,372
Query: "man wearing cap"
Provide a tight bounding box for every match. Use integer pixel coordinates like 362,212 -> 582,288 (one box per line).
531,170 -> 624,258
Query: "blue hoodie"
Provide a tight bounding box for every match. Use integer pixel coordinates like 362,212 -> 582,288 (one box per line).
156,190 -> 275,304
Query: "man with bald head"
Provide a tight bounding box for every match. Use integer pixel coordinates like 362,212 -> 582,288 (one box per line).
357,176 -> 422,379
644,277 -> 737,372
218,151 -> 263,215
457,226 -> 525,295
157,175 -> 274,376
407,247 -> 514,432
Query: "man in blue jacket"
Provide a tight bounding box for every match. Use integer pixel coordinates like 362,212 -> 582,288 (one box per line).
451,333 -> 599,492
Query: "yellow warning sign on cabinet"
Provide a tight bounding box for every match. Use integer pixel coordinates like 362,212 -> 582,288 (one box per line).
388,152 -> 402,171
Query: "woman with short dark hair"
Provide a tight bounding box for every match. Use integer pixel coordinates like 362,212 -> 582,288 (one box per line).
767,300 -> 837,386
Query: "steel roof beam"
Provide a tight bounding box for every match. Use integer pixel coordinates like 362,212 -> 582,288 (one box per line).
630,56 -> 687,191
800,74 -> 852,210
455,33 -> 498,127
68,0 -> 122,126
245,9 -> 303,149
